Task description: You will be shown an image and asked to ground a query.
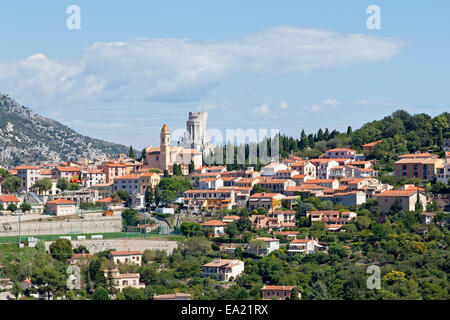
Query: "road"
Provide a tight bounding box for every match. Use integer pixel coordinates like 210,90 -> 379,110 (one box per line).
141,212 -> 174,235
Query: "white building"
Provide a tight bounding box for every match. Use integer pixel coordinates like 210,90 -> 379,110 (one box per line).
15,166 -> 42,192
248,237 -> 280,256
287,239 -> 318,255
201,259 -> 245,281
262,163 -> 287,176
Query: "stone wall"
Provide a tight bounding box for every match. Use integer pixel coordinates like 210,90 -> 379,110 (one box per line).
44,238 -> 178,255
0,215 -> 122,237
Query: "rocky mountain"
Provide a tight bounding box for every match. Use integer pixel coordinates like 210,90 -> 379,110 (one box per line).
0,94 -> 128,168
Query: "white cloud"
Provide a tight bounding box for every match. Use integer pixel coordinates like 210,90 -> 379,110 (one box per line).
279,101 -> 288,109
0,26 -> 403,105
323,99 -> 339,106
253,103 -> 270,116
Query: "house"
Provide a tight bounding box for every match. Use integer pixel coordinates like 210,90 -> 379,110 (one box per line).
201,259 -> 245,281
394,153 -> 443,182
15,166 -> 42,192
377,187 -> 427,213
323,148 -> 357,160
153,293 -> 191,300
102,163 -> 127,183
45,199 -> 76,216
0,195 -> 21,211
291,160 -> 316,179
256,179 -> 296,194
331,190 -> 367,206
91,182 -> 113,198
250,215 -> 268,229
437,151 -> 450,183
103,269 -> 145,292
307,210 -> 357,231
247,237 -> 280,256
287,239 -> 318,255
310,159 -> 340,179
109,250 -> 142,266
198,177 -> 224,190
200,219 -> 226,237
274,170 -> 300,179
266,210 -> 296,231
248,193 -> 285,211
262,285 -> 296,300
262,163 -> 287,176
51,166 -> 81,181
81,169 -> 106,187
184,190 -> 236,212
112,172 -> 160,195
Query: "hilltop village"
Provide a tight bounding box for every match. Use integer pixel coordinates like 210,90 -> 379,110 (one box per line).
0,110 -> 449,300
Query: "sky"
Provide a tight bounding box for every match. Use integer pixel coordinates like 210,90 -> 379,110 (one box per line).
0,0 -> 449,149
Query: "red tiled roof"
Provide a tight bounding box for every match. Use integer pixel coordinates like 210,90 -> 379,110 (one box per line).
201,219 -> 226,226
46,199 -> 76,204
0,195 -> 20,202
110,251 -> 142,256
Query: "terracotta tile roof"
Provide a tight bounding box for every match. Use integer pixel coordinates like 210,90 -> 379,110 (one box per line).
378,190 -> 417,197
202,259 -> 242,267
222,215 -> 240,220
201,219 -> 226,226
14,166 -> 40,170
110,250 -> 142,256
398,152 -> 435,159
250,193 -> 283,198
56,166 -> 81,172
326,148 -> 356,152
262,285 -> 294,291
290,239 -> 313,243
46,199 -> 76,204
304,179 -> 335,184
362,140 -> 382,148
0,195 -> 20,202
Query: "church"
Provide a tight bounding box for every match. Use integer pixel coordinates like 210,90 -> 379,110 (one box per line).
143,123 -> 203,175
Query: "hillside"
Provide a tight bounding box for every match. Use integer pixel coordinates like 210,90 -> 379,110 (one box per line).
0,94 -> 128,167
276,109 -> 449,170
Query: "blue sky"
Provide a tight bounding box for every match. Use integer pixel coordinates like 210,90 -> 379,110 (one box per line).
0,1 -> 449,149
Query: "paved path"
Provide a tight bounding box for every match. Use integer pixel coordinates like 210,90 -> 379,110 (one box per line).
141,212 -> 174,235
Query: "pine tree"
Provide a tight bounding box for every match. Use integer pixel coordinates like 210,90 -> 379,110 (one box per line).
347,126 -> 353,136
324,128 -> 330,140
317,129 -> 324,141
154,185 -> 161,206
128,145 -> 135,158
189,160 -> 195,174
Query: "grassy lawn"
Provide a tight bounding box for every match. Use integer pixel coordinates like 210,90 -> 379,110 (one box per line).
0,232 -> 185,243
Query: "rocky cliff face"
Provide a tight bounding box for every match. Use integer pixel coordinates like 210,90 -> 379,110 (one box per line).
0,94 -> 128,167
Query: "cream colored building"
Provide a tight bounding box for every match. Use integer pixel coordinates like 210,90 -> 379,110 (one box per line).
377,187 -> 427,213
201,259 -> 245,281
103,269 -> 145,292
110,250 -> 142,266
45,199 -> 76,216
